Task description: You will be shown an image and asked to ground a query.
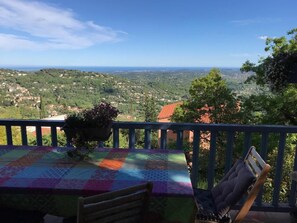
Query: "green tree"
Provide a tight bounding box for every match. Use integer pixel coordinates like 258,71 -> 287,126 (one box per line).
39,96 -> 47,119
171,69 -> 243,179
241,86 -> 297,125
241,28 -> 297,125
172,68 -> 241,124
240,28 -> 297,202
141,95 -> 158,122
241,28 -> 297,92
137,95 -> 159,148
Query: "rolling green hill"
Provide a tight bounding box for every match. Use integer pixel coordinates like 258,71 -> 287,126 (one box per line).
0,68 -> 253,120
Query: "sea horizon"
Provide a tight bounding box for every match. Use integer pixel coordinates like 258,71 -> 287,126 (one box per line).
0,65 -> 240,73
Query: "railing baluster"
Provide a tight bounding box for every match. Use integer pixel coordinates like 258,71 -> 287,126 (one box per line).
113,127 -> 119,148
160,129 -> 167,149
51,126 -> 58,147
36,126 -> 42,146
66,139 -> 72,147
129,128 -> 135,149
272,132 -> 286,207
191,130 -> 200,187
144,129 -> 151,149
21,126 -> 28,146
225,131 -> 234,174
256,131 -> 269,205
289,143 -> 297,207
243,131 -> 252,156
176,130 -> 183,150
208,130 -> 217,189
5,125 -> 13,146
98,141 -> 104,148
260,132 -> 269,160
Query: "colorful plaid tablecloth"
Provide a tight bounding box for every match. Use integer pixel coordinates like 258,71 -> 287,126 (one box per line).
0,146 -> 196,223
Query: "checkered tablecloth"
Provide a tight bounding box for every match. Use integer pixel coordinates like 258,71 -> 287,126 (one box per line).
0,146 -> 196,223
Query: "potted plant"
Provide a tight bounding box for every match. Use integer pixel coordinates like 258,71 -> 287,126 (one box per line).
62,102 -> 119,159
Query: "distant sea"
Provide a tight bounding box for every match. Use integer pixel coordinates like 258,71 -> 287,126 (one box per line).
3,66 -> 239,74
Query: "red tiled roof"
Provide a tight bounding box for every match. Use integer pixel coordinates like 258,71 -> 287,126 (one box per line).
157,102 -> 211,123
158,102 -> 182,119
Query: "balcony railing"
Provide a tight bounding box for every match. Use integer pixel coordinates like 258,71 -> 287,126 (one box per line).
0,119 -> 297,213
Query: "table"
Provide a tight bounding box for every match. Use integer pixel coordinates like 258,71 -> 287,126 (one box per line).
0,146 -> 196,223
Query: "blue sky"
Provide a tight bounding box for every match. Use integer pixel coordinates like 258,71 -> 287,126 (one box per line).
0,0 -> 296,68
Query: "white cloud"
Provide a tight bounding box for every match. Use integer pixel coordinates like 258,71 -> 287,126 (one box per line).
231,18 -> 281,26
231,19 -> 257,26
258,35 -> 268,40
0,0 -> 125,50
0,34 -> 42,50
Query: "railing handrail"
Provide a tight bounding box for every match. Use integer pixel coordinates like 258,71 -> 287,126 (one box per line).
1,119 -> 297,132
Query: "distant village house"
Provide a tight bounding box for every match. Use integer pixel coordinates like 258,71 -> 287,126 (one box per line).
157,102 -> 211,148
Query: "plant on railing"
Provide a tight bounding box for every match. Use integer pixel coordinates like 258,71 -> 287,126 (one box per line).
64,102 -> 119,129
62,102 -> 119,160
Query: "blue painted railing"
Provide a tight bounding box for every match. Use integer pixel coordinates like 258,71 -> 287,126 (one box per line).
0,119 -> 297,212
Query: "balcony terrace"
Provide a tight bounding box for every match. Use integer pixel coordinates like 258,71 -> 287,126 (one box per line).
0,119 -> 297,222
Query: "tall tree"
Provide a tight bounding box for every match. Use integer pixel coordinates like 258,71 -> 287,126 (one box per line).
39,96 -> 47,119
241,28 -> 297,92
240,29 -> 297,202
141,94 -> 158,122
171,69 -> 242,178
172,68 -> 241,124
241,28 -> 297,125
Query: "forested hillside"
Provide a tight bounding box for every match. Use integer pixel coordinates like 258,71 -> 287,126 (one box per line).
0,68 -> 253,120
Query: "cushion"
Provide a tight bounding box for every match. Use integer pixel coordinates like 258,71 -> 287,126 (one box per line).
211,159 -> 256,218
